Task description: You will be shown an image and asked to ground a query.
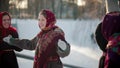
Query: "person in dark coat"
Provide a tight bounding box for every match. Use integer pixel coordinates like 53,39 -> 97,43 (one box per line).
3,9 -> 70,68
0,11 -> 22,68
102,11 -> 120,68
95,22 -> 108,68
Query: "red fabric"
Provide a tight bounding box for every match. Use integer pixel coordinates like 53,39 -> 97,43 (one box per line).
102,11 -> 120,68
42,9 -> 56,27
34,27 -> 64,68
102,11 -> 120,40
104,34 -> 120,68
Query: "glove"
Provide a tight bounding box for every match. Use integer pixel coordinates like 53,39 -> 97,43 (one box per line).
3,35 -> 12,44
58,39 -> 67,51
57,39 -> 70,58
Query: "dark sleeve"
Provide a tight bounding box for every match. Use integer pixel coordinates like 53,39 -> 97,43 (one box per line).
0,42 -> 16,50
95,23 -> 108,52
0,28 -> 22,51
11,36 -> 38,50
9,28 -> 23,52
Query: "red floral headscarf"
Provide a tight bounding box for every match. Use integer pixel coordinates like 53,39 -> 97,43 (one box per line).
0,11 -> 11,29
39,9 -> 56,30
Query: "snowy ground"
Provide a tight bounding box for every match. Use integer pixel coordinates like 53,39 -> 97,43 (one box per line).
17,45 -> 102,68
12,19 -> 102,68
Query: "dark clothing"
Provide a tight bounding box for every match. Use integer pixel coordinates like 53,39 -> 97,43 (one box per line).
102,11 -> 120,40
95,23 -> 108,68
98,55 -> 105,68
107,59 -> 120,68
35,27 -> 64,68
0,42 -> 22,51
0,51 -> 19,68
0,27 -> 22,51
104,33 -> 120,68
0,27 -> 22,68
46,61 -> 62,68
0,12 -> 22,68
101,11 -> 120,68
95,23 -> 107,52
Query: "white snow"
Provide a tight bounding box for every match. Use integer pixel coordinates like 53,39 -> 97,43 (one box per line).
12,19 -> 102,68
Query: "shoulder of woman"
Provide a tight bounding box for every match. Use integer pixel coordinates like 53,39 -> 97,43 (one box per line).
9,26 -> 17,32
54,27 -> 64,35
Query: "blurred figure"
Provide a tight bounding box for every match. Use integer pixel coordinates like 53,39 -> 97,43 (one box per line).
102,11 -> 120,68
3,9 -> 70,68
0,11 -> 22,68
95,22 -> 108,68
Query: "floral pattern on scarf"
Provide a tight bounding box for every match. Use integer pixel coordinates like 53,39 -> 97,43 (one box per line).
107,33 -> 120,54
105,33 -> 120,68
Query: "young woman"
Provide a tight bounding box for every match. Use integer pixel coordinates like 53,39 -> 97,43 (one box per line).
4,9 -> 70,68
0,11 -> 22,68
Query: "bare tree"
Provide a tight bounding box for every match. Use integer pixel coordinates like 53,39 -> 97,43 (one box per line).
34,0 -> 43,18
0,0 -> 10,12
59,0 -> 63,18
51,0 -> 55,13
105,0 -> 119,13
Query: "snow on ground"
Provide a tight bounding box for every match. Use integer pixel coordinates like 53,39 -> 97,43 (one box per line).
12,19 -> 102,68
17,45 -> 102,68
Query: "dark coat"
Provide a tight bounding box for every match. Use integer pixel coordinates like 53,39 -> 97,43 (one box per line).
95,23 -> 108,68
102,11 -> 120,68
95,23 -> 108,52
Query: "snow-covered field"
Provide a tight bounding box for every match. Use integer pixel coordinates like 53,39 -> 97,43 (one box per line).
12,19 -> 102,68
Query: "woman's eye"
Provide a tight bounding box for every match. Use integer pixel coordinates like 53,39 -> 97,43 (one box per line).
3,19 -> 10,21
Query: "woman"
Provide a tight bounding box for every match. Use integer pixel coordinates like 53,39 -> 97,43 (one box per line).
0,11 -> 22,68
102,11 -> 120,68
4,9 -> 70,68
95,22 -> 108,68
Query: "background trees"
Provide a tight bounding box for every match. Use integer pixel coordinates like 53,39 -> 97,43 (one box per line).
0,0 -> 119,19
0,0 -> 9,12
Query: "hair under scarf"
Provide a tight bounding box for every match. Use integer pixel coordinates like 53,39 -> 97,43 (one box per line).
102,11 -> 120,40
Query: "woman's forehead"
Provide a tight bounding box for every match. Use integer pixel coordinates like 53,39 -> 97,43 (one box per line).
38,14 -> 46,20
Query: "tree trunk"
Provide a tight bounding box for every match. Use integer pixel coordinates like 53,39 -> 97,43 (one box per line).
0,0 -> 10,12
51,0 -> 55,13
59,0 -> 63,18
105,0 -> 119,13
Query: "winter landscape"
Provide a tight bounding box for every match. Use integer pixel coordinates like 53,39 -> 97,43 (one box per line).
12,19 -> 102,68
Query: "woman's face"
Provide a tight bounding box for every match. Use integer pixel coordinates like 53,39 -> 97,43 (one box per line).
2,15 -> 11,29
38,14 -> 47,30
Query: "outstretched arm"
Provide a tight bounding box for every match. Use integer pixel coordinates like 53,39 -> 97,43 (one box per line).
3,35 -> 39,50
